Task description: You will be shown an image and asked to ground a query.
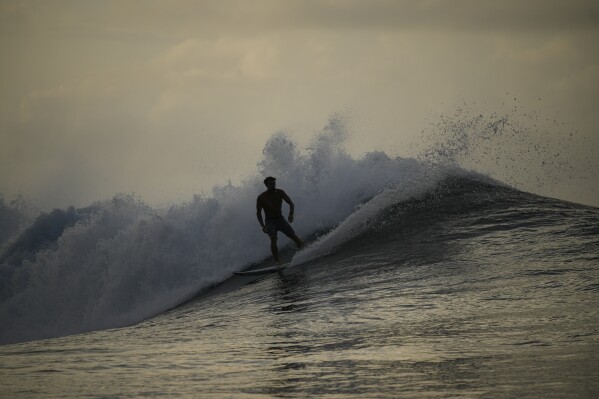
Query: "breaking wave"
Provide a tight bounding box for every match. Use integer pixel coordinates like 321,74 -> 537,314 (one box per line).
0,112 -> 590,345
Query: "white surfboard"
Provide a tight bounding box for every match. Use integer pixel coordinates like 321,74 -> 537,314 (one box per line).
233,264 -> 289,276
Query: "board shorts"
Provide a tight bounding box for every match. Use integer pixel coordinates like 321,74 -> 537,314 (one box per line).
265,217 -> 296,239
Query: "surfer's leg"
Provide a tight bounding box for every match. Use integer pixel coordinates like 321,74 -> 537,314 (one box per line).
291,234 -> 304,249
269,235 -> 280,264
265,219 -> 281,263
278,219 -> 303,248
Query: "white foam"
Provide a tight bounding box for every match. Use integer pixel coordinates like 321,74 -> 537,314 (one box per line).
0,117 -> 467,344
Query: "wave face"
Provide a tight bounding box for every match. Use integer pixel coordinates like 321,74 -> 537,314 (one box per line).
1,116 -> 595,345
295,176 -> 599,270
0,118 -> 443,344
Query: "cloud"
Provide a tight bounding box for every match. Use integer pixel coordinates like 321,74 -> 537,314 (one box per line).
152,37 -> 280,82
2,0 -> 598,42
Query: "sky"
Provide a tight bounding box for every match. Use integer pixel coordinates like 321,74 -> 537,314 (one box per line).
1,0 -> 598,209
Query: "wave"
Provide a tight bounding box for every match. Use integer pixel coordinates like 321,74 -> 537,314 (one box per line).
291,173 -> 501,266
0,195 -> 36,251
0,117 -> 436,344
0,114 -> 589,345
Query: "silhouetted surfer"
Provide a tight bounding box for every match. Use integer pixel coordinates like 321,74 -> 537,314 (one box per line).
257,176 -> 304,265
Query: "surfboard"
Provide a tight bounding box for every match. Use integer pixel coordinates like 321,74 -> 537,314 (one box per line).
233,264 -> 289,276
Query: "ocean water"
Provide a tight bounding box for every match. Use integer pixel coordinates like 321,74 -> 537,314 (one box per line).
1,119 -> 598,397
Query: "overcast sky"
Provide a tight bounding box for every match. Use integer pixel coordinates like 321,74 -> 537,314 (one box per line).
1,0 -> 598,209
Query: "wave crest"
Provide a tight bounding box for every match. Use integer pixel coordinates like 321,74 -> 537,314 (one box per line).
0,119 -> 489,344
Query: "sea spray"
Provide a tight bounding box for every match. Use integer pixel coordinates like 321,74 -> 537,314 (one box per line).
0,194 -> 36,250
417,103 -> 597,203
0,117 -> 443,344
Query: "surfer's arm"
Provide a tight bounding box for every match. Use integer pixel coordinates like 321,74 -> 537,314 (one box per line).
256,198 -> 267,232
280,190 -> 295,222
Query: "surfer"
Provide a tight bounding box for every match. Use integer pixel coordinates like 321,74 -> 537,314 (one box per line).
257,176 -> 304,265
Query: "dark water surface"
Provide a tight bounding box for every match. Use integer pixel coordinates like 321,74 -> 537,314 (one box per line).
1,182 -> 598,398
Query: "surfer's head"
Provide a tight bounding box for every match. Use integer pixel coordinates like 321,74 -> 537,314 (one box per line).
264,176 -> 276,189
